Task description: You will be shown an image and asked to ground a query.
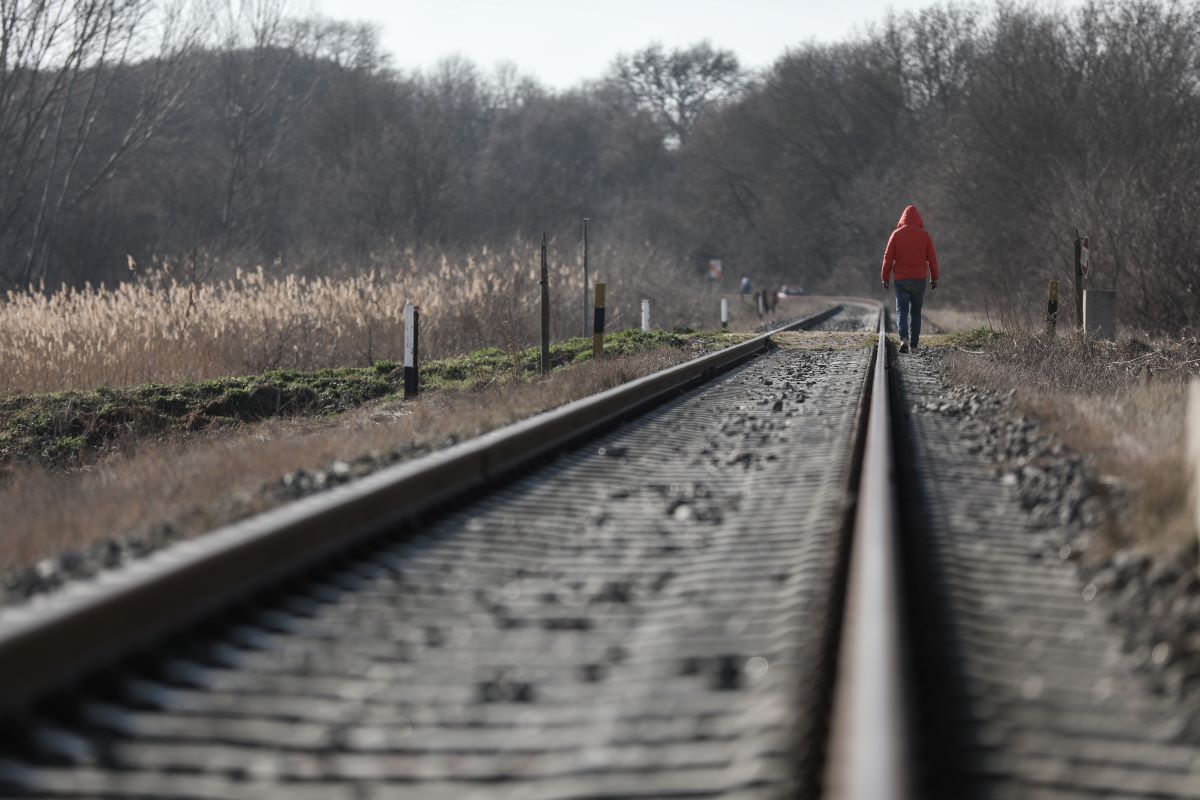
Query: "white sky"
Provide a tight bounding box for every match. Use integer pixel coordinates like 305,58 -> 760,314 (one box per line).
307,0 -> 938,87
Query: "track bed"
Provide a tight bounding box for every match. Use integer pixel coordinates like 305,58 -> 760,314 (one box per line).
1,334 -> 872,798
7,303 -> 1199,800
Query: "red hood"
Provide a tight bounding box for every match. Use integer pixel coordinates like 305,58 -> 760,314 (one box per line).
897,205 -> 924,229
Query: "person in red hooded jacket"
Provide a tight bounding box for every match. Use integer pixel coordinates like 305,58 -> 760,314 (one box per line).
881,205 -> 939,352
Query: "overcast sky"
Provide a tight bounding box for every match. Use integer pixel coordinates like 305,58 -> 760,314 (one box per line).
307,0 -> 939,87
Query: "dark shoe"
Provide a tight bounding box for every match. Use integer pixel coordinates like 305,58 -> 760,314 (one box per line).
899,340 -> 910,353
910,342 -> 920,352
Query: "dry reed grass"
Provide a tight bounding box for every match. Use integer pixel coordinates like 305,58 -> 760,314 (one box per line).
0,348 -> 696,571
0,242 -> 744,395
944,328 -> 1200,556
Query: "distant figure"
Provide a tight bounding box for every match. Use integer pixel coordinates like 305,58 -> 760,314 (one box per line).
881,204 -> 939,353
739,276 -> 752,295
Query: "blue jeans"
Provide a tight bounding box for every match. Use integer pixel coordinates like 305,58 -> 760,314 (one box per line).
895,280 -> 926,347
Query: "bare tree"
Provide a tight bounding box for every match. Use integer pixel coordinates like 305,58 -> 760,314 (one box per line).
0,0 -> 201,286
609,41 -> 742,147
212,0 -> 320,244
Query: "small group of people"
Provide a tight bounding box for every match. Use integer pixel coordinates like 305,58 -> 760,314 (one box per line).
880,204 -> 938,353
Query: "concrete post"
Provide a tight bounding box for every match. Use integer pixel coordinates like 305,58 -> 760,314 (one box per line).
1083,289 -> 1117,341
641,299 -> 650,332
721,298 -> 729,329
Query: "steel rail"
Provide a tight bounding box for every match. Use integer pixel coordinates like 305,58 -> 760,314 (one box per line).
0,305 -> 843,713
824,311 -> 911,799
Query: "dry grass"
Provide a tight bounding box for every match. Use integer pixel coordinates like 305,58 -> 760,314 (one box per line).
0,347 -> 700,571
923,307 -> 993,334
943,328 -> 1200,557
0,242 -> 757,395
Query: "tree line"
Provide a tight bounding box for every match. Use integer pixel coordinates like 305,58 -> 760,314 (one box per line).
4,0 -> 1200,329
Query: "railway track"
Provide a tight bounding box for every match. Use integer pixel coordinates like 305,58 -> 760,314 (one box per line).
0,303 -> 1198,798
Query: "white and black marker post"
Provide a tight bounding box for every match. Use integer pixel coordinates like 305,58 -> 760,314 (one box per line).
404,303 -> 419,398
641,299 -> 650,332
721,298 -> 729,329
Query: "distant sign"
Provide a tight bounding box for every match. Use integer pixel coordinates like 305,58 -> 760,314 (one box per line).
707,259 -> 723,281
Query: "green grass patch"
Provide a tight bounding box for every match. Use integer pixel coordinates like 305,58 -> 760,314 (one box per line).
0,328 -> 739,468
421,328 -> 748,390
0,366 -> 398,468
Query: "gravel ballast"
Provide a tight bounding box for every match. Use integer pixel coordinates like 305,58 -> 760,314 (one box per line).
913,350 -> 1200,735
898,348 -> 1200,796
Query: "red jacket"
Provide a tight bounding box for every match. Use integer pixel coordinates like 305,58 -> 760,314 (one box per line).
881,205 -> 939,282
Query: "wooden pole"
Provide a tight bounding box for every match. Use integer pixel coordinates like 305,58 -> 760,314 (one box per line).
593,282 -> 606,359
582,218 -> 590,338
540,233 -> 550,375
404,303 -> 419,398
1046,279 -> 1059,337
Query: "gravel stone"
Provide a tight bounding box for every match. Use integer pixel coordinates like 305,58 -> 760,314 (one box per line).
899,349 -> 1200,795
920,351 -> 1200,736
